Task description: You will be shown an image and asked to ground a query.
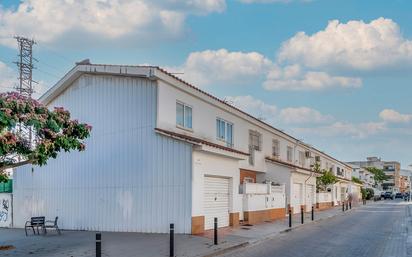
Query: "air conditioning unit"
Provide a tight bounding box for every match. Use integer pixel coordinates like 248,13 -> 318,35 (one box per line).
305,151 -> 312,158
315,156 -> 321,162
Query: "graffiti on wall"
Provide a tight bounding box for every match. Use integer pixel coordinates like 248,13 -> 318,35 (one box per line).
0,194 -> 12,227
0,199 -> 9,222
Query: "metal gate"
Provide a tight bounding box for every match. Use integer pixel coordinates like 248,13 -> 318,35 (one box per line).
204,176 -> 230,230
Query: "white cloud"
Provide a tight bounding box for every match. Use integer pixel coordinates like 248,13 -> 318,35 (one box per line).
278,17 -> 412,70
225,95 -> 277,121
0,61 -> 16,92
170,49 -> 273,87
279,107 -> 333,124
0,0 -> 226,47
225,95 -> 332,125
293,121 -> 387,139
263,64 -> 362,91
379,109 -> 412,123
0,60 -> 50,98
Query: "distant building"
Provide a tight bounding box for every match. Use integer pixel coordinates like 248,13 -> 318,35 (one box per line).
347,157 -> 401,192
349,164 -> 375,188
400,169 -> 412,193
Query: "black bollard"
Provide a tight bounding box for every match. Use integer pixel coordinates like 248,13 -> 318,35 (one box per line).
301,207 -> 304,224
170,224 -> 174,257
346,202 -> 348,211
289,208 -> 292,228
214,217 -> 218,245
342,201 -> 345,212
311,206 -> 314,221
96,233 -> 101,257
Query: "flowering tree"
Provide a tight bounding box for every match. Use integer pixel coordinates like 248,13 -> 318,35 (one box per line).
0,92 -> 91,182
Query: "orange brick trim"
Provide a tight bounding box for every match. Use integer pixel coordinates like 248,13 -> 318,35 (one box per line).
191,216 -> 205,235
244,208 -> 286,225
229,213 -> 240,227
240,169 -> 257,184
316,202 -> 334,211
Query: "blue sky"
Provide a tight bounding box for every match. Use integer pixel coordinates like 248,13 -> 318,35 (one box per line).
0,0 -> 411,167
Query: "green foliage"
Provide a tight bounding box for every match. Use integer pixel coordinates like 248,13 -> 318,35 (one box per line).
361,188 -> 375,200
0,92 -> 92,182
352,176 -> 363,184
365,167 -> 388,183
314,162 -> 338,192
361,188 -> 367,200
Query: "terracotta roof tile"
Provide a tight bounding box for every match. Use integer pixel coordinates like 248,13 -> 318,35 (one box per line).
155,128 -> 249,156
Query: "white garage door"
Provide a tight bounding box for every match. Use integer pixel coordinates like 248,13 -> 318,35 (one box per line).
306,185 -> 314,212
204,176 -> 230,230
292,183 -> 302,214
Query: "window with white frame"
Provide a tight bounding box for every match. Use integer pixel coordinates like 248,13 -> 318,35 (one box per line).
176,102 -> 192,129
287,146 -> 293,162
216,118 -> 233,147
249,130 -> 262,151
272,139 -> 280,157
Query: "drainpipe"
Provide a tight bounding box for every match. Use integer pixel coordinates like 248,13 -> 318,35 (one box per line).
305,158 -> 315,208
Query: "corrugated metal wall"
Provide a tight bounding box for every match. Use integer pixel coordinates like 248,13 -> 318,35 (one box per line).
13,74 -> 192,233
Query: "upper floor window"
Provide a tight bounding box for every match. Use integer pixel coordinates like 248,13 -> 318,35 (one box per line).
287,146 -> 293,162
272,139 -> 280,157
298,151 -> 305,166
216,118 -> 233,147
176,102 -> 192,129
249,130 -> 262,151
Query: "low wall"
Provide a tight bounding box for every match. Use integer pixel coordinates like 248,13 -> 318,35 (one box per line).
242,184 -> 286,224
244,208 -> 285,224
316,192 -> 333,210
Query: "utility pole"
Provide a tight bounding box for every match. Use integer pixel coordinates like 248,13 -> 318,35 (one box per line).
14,36 -> 37,143
14,36 -> 36,98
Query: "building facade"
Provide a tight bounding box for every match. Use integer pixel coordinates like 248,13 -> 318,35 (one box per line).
400,169 -> 412,193
14,63 -> 355,234
349,164 -> 375,188
348,157 -> 401,192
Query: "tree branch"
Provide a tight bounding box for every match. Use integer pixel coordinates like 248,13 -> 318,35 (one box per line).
0,159 -> 34,172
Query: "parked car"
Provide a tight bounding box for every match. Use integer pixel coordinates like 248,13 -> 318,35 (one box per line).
380,191 -> 386,199
373,189 -> 382,201
384,191 -> 394,200
395,193 -> 403,199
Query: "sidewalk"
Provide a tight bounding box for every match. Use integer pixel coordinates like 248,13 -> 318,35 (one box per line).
0,202 -> 374,257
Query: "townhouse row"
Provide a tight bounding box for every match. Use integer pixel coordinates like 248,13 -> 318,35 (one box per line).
13,63 -> 361,234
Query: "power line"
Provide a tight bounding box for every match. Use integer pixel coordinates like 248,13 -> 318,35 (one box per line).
38,44 -> 75,65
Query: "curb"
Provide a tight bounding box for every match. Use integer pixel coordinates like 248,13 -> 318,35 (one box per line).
201,205 -> 369,257
201,242 -> 250,257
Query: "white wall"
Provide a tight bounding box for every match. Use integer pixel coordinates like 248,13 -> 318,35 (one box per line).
157,80 -> 349,174
0,193 -> 12,228
291,172 -> 316,208
13,75 -> 193,233
242,184 -> 285,212
192,150 -> 242,216
317,192 -> 332,203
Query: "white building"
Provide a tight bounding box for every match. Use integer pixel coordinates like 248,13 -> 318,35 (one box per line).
14,63 -> 355,234
350,164 -> 375,188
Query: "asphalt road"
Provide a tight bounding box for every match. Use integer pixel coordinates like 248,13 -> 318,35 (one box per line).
222,200 -> 412,257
